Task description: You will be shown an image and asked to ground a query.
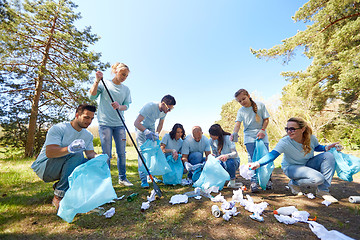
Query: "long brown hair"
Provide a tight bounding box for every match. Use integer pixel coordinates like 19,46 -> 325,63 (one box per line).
208,124 -> 231,154
234,89 -> 260,122
288,117 -> 312,155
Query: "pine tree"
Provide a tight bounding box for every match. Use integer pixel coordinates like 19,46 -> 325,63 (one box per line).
0,0 -> 109,157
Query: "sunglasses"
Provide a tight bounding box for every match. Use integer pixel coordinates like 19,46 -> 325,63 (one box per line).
285,127 -> 301,133
163,102 -> 173,112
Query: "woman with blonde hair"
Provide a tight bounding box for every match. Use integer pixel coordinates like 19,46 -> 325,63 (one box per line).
230,89 -> 271,192
249,117 -> 340,203
89,62 -> 133,187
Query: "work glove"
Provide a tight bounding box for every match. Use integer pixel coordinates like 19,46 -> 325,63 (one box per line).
68,139 -> 86,153
184,161 -> 194,171
144,129 -> 157,141
230,132 -> 239,142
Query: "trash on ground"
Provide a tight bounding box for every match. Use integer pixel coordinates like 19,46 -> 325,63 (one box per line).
348,196 -> 360,203
273,206 -> 298,215
322,200 -> 332,206
103,207 -> 115,218
308,221 -> 355,240
306,193 -> 315,199
211,193 -> 226,203
169,194 -> 188,204
211,205 -> 221,218
250,212 -> 264,222
239,164 -> 255,180
141,201 -> 150,211
147,190 -> 156,202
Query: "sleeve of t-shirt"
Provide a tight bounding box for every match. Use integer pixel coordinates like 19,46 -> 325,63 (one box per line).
85,133 -> 94,151
235,109 -> 243,123
181,139 -> 190,155
44,125 -> 64,146
161,134 -> 169,146
139,102 -> 151,118
273,137 -> 287,155
259,102 -> 270,119
122,87 -> 132,109
89,83 -> 104,100
204,137 -> 211,152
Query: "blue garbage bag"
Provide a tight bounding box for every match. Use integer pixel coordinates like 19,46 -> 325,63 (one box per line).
253,139 -> 274,190
139,140 -> 172,175
162,154 -> 184,185
57,154 -> 117,223
193,155 -> 230,190
329,148 -> 360,182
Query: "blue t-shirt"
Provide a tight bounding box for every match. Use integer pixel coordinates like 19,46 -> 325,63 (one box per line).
235,101 -> 270,144
273,135 -> 320,171
181,135 -> 211,156
89,80 -> 131,127
137,102 -> 166,131
31,122 -> 94,179
160,133 -> 183,157
210,135 -> 239,159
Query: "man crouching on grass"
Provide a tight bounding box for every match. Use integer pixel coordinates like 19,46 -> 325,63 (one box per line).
31,104 -> 97,210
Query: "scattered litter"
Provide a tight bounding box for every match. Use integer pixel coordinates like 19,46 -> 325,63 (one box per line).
274,214 -> 298,225
194,196 -> 202,200
169,194 -> 188,204
211,193 -> 226,203
147,190 -> 156,202
141,201 -> 150,211
308,221 -> 355,240
273,206 -> 298,215
250,212 -> 264,222
103,207 -> 115,218
232,189 -> 244,202
306,193 -> 315,199
116,195 -> 125,200
90,207 -> 105,216
239,164 -> 255,180
127,193 -> 138,202
322,200 -> 332,206
223,211 -> 232,221
349,196 -> 360,203
292,211 -> 310,222
222,207 -> 239,221
181,178 -> 192,186
221,201 -> 235,211
240,195 -> 268,215
211,205 -> 221,218
241,185 -> 247,191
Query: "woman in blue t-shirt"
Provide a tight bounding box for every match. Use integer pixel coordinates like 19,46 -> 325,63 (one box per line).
209,124 -> 241,188
160,123 -> 185,159
249,117 -> 340,203
230,89 -> 271,193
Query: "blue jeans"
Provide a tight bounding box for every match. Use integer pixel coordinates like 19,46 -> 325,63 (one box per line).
220,157 -> 240,180
284,152 -> 335,192
136,128 -> 150,184
245,142 -> 269,183
187,152 -> 206,180
42,152 -> 87,197
99,125 -> 127,180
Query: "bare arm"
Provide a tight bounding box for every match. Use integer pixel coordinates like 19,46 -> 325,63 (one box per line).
233,121 -> 241,133
181,154 -> 189,163
46,144 -> 70,158
204,151 -> 211,160
89,71 -> 103,96
156,118 -> 165,134
85,150 -> 97,159
134,114 -> 146,132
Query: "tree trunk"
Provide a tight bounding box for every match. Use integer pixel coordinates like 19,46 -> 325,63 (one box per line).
24,16 -> 57,157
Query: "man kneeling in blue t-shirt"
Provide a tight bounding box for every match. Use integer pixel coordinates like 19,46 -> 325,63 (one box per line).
31,104 -> 97,210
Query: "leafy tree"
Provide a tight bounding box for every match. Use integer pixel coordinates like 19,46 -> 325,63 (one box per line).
0,0 -> 109,157
251,0 -> 360,148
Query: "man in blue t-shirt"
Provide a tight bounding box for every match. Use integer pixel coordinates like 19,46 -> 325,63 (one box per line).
31,104 -> 97,210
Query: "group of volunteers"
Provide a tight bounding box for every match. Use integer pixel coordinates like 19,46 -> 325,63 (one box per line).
31,62 -> 341,211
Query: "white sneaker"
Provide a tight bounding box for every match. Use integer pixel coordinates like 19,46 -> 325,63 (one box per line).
119,179 -> 133,187
316,189 -> 338,203
227,180 -> 243,189
288,181 -> 302,195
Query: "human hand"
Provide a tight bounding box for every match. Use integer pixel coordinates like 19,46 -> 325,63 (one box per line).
95,71 -> 103,83
217,155 -> 228,162
325,142 -> 342,151
172,149 -> 178,160
230,132 -> 239,142
68,139 -> 86,153
144,129 -> 156,141
257,129 -> 266,139
248,162 -> 260,170
111,101 -> 120,110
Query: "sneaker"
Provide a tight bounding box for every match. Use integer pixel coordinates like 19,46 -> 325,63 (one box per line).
266,180 -> 273,190
250,182 -> 259,193
227,181 -> 243,189
147,176 -> 162,183
288,181 -> 302,195
119,179 -> 134,187
141,182 -> 150,189
52,195 -> 63,211
316,189 -> 338,203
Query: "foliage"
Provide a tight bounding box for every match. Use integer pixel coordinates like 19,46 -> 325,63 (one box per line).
0,0 -> 109,156
250,0 -> 360,149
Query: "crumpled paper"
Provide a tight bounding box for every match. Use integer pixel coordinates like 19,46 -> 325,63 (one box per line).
239,164 -> 255,180
322,200 -> 332,206
103,207 -> 115,218
141,201 -> 150,211
274,214 -> 298,225
211,193 -> 226,203
147,190 -> 156,202
308,221 -> 355,240
232,189 -> 244,202
169,194 -> 188,204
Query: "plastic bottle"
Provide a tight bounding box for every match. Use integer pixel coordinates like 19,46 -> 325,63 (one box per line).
273,206 -> 298,215
127,193 -> 139,202
211,205 -> 221,218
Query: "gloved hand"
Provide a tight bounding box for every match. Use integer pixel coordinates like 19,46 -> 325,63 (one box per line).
184,161 -> 194,171
144,129 -> 156,141
230,132 -> 239,142
68,139 -> 86,153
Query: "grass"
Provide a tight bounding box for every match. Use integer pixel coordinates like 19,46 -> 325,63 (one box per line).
0,147 -> 359,239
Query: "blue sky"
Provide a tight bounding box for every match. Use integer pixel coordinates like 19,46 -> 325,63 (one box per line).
75,0 -> 310,134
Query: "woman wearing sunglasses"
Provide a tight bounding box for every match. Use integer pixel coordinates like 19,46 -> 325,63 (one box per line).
248,117 -> 340,203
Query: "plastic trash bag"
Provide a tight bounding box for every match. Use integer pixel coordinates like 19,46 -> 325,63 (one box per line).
329,148 -> 360,182
308,221 -> 355,240
57,154 -> 117,223
253,139 -> 274,190
193,155 -> 230,191
139,140 -> 172,175
162,154 -> 184,185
